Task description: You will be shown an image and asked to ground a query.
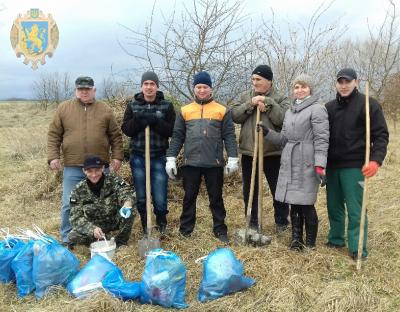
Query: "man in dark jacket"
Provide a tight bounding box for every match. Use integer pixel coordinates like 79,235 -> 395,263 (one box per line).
121,71 -> 176,234
325,68 -> 389,260
166,71 -> 238,243
232,65 -> 290,233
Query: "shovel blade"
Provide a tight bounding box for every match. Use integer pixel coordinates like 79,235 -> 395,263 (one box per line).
138,236 -> 160,258
233,228 -> 272,247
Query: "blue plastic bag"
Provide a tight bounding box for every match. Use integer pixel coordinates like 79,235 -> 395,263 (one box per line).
32,240 -> 80,299
0,239 -> 25,283
67,254 -> 116,298
11,240 -> 35,297
102,266 -> 141,300
198,248 -> 255,302
140,248 -> 188,309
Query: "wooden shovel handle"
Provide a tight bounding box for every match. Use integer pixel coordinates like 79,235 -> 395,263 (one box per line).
357,82 -> 370,270
145,126 -> 152,237
246,108 -> 260,231
258,120 -> 264,233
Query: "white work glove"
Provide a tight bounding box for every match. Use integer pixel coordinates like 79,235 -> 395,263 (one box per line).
165,157 -> 177,180
119,206 -> 132,219
224,157 -> 239,176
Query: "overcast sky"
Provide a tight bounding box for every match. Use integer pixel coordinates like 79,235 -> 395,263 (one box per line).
0,0 -> 390,99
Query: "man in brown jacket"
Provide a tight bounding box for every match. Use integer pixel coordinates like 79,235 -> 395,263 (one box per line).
47,76 -> 123,246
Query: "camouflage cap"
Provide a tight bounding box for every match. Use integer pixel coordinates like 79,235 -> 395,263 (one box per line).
83,155 -> 104,169
75,76 -> 94,89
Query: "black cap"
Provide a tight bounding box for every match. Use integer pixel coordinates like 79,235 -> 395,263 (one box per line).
193,71 -> 212,88
141,71 -> 159,87
336,68 -> 357,81
75,76 -> 94,89
83,155 -> 104,169
252,65 -> 273,81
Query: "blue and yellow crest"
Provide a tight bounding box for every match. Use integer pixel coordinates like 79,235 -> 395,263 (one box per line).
10,9 -> 59,70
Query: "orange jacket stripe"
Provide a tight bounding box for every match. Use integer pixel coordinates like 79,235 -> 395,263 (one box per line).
181,101 -> 227,121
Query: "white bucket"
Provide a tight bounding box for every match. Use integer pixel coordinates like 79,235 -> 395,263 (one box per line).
90,239 -> 116,260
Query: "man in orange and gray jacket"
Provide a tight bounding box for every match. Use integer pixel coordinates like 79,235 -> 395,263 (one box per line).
166,71 -> 238,243
47,76 -> 123,246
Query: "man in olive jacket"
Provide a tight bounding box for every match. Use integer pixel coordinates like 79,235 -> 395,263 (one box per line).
47,76 -> 123,246
232,65 -> 290,233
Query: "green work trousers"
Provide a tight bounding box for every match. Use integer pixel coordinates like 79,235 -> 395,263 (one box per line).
326,168 -> 368,257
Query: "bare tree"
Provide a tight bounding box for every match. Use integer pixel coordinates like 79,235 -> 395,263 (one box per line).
101,71 -> 134,105
32,72 -> 74,110
121,0 -> 258,104
383,73 -> 400,130
333,0 -> 399,100
256,1 -> 347,99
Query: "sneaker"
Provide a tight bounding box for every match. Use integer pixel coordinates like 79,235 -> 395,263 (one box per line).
325,242 -> 345,249
116,244 -> 129,252
276,224 -> 288,235
350,252 -> 368,261
116,241 -> 128,248
215,233 -> 230,244
249,223 -> 258,231
62,242 -> 75,251
179,230 -> 192,238
157,223 -> 167,235
289,240 -> 304,251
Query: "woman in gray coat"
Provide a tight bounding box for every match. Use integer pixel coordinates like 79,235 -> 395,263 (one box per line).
258,74 -> 329,250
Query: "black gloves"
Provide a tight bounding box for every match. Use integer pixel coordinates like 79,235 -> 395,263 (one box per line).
257,122 -> 270,136
136,110 -> 163,126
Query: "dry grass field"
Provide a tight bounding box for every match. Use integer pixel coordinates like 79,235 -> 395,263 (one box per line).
0,101 -> 399,312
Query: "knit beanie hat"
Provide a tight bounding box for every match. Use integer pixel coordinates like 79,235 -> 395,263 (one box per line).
193,71 -> 212,88
141,71 -> 159,87
292,74 -> 315,94
252,65 -> 273,81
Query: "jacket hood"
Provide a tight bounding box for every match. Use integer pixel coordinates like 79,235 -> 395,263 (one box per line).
291,95 -> 319,113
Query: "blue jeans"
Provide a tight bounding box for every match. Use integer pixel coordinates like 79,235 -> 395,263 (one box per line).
130,155 -> 168,217
61,167 -> 85,243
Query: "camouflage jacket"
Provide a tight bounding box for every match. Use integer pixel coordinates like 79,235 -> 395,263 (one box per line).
69,173 -> 136,237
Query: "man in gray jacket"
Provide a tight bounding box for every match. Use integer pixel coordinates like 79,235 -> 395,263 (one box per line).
166,71 -> 238,243
232,65 -> 290,233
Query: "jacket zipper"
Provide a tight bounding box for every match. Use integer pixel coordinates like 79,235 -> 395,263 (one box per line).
84,103 -> 88,157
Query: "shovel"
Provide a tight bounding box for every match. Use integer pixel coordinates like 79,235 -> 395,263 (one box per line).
234,107 -> 271,247
357,82 -> 370,270
138,126 -> 160,257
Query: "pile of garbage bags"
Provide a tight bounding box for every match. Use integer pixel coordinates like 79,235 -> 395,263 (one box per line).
0,227 -> 79,299
1,226 -> 255,308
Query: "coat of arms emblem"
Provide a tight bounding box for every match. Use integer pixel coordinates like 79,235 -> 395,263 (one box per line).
10,9 -> 59,70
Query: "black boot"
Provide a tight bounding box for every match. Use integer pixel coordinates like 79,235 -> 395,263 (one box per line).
305,222 -> 318,249
305,220 -> 318,249
156,214 -> 167,234
289,206 -> 304,251
304,205 -> 318,249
